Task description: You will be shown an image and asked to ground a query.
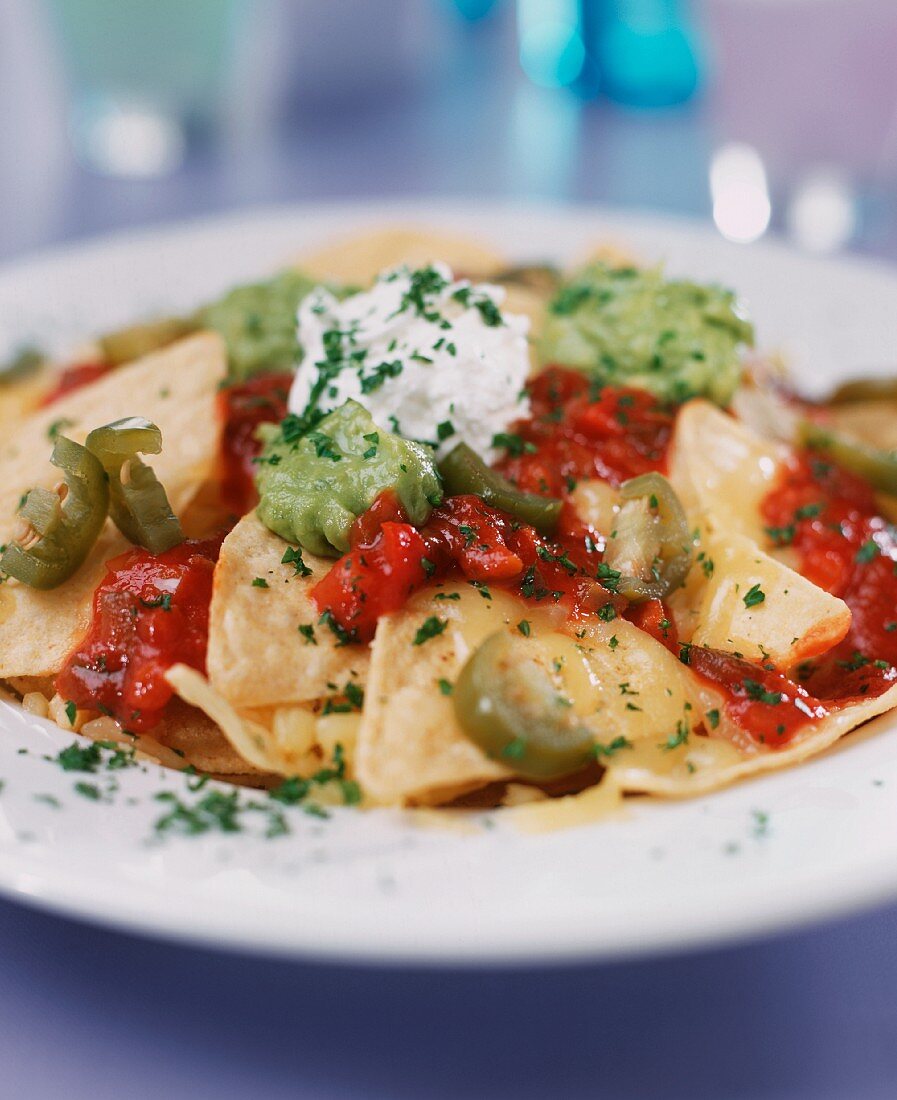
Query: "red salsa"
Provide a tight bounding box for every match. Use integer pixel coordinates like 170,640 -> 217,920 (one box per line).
497,367 -> 674,495
311,493 -> 624,645
56,537 -> 222,731
310,374 -> 670,644
39,361 -> 111,407
683,644 -> 827,749
217,372 -> 292,514
761,451 -> 897,704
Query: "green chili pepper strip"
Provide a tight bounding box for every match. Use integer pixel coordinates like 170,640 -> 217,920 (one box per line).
439,443 -> 562,535
99,317 -> 197,367
85,416 -> 184,554
0,436 -> 109,590
605,472 -> 692,603
799,420 -> 897,496
454,631 -> 596,780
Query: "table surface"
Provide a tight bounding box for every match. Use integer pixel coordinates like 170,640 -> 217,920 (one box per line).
3,1 -> 897,1097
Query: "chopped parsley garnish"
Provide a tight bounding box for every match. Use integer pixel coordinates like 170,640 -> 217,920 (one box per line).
154,788 -> 243,835
140,593 -> 172,611
307,430 -> 342,461
660,720 -> 689,752
705,708 -> 720,730
451,285 -> 504,327
592,736 -> 632,759
837,650 -> 870,672
856,538 -> 879,563
596,561 -> 621,591
47,417 -> 75,441
359,359 -> 404,394
765,524 -> 796,547
421,557 -> 436,578
742,583 -> 766,609
362,431 -> 380,459
491,432 -> 536,457
63,700 -> 77,726
795,502 -> 824,520
74,781 -> 101,801
437,678 -> 453,696
298,623 -> 317,645
318,610 -> 357,647
322,680 -> 364,714
459,524 -> 477,547
282,545 -> 313,578
53,739 -> 101,774
598,603 -> 617,622
436,420 -> 455,442
501,737 -> 527,760
412,616 -> 447,646
742,679 -> 783,705
251,577 -> 269,588
517,620 -> 532,637
536,546 -> 577,575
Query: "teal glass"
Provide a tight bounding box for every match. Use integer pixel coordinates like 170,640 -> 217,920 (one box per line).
44,0 -> 248,176
516,0 -> 701,106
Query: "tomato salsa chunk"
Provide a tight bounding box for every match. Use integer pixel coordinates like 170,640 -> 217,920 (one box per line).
56,537 -> 222,732
762,451 -> 897,705
218,371 -> 292,514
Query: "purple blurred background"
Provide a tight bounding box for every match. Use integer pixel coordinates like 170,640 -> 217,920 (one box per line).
3,3 -> 897,1098
2,0 -> 897,263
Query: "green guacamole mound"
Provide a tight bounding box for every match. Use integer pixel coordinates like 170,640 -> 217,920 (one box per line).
255,400 -> 442,558
199,269 -> 345,382
539,263 -> 754,405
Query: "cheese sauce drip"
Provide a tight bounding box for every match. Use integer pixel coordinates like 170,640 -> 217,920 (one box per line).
288,263 -> 531,461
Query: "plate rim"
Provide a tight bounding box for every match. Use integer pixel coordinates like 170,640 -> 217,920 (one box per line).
2,197 -> 897,965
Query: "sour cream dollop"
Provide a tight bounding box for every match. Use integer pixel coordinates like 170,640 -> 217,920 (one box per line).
288,263 -> 531,461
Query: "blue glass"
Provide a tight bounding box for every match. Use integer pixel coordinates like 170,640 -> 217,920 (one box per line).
448,0 -> 502,19
516,0 -> 586,89
584,0 -> 702,107
516,0 -> 701,105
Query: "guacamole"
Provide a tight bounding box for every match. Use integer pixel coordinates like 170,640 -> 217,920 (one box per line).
255,400 -> 442,557
539,263 -> 754,405
199,269 -> 326,382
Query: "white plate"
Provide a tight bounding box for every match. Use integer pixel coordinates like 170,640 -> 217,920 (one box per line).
2,200 -> 897,966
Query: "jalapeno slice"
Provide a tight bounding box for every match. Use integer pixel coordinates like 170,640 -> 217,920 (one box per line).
85,417 -> 184,554
439,443 -> 562,534
98,317 -> 197,367
604,472 -> 692,602
454,631 -> 596,780
799,421 -> 897,496
0,436 -> 109,589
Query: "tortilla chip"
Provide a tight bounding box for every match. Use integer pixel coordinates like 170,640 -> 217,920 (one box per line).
829,400 -> 897,453
690,533 -> 850,668
0,333 -> 226,680
150,698 -> 273,777
356,583 -> 699,806
207,512 -> 369,707
356,585 -> 518,805
165,663 -> 354,779
607,681 -> 897,797
296,227 -> 506,285
669,400 -> 788,544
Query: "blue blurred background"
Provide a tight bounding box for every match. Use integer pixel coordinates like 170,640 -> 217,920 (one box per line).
4,4 -> 897,1098
2,0 -> 897,264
